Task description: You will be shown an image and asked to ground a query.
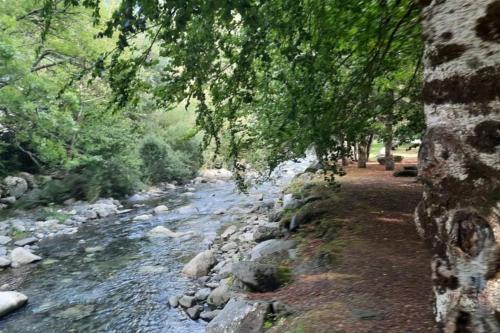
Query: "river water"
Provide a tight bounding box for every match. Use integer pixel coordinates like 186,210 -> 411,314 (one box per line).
0,158 -> 313,333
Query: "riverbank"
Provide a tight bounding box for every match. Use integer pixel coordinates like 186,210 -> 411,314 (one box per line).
175,161 -> 434,332
0,160 -> 312,331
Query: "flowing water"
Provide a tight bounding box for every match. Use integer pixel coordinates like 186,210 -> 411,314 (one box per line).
0,158 -> 314,333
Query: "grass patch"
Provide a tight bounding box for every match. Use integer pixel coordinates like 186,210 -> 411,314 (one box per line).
315,239 -> 348,266
11,228 -> 27,239
277,265 -> 293,285
35,207 -> 69,223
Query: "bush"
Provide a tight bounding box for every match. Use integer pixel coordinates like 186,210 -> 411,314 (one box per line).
139,135 -> 200,184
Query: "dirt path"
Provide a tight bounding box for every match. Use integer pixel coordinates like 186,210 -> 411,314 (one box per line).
259,163 -> 435,332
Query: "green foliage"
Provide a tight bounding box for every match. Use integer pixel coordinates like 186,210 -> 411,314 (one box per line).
54,0 -> 425,186
0,0 -> 201,204
139,136 -> 187,183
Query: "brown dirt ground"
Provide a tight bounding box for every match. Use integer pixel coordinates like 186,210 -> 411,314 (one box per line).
251,162 -> 435,333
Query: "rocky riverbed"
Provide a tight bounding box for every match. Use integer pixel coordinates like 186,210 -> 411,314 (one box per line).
0,157 -> 315,332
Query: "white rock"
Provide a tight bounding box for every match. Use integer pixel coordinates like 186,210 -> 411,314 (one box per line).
10,247 -> 42,266
221,225 -> 237,240
153,205 -> 169,214
133,214 -> 153,221
84,246 -> 104,253
147,226 -> 188,238
0,291 -> 28,317
3,176 -> 28,198
0,257 -> 11,268
221,242 -> 238,252
0,236 -> 12,245
213,209 -> 225,215
182,250 -> 217,277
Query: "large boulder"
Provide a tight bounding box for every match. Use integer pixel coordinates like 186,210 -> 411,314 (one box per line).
249,239 -> 295,261
3,176 -> 28,198
182,250 -> 217,277
207,298 -> 270,333
10,247 -> 42,267
0,291 -> 28,317
231,261 -> 285,292
17,172 -> 36,189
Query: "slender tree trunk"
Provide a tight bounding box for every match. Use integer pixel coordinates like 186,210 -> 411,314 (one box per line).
366,133 -> 374,162
384,113 -> 395,171
357,138 -> 368,168
416,1 -> 500,332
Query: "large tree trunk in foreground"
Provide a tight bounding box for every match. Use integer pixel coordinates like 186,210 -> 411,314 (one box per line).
416,1 -> 500,332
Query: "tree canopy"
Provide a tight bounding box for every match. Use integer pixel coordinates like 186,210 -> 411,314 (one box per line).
55,0 -> 425,181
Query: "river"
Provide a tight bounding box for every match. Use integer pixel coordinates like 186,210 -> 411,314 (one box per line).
0,157 -> 314,332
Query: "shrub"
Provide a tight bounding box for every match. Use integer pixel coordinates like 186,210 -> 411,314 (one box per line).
139,135 -> 200,184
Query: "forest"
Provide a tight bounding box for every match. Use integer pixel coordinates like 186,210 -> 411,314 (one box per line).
0,1 -> 498,333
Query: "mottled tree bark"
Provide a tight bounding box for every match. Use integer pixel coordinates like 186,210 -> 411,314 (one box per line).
357,138 -> 368,168
416,1 -> 500,332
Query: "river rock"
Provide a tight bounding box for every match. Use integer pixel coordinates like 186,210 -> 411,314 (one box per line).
268,210 -> 284,222
238,232 -> 254,242
147,226 -> 187,238
194,288 -> 211,301
252,223 -> 283,242
14,237 -> 38,247
221,242 -> 238,252
177,205 -> 199,215
84,246 -> 104,253
249,239 -> 296,261
182,250 -> 217,277
221,225 -> 237,240
0,196 -> 16,205
0,257 -> 11,268
153,205 -> 169,214
213,209 -> 225,215
17,172 -> 36,189
207,298 -> 270,333
231,262 -> 283,292
186,305 -> 203,319
91,203 -> 117,218
178,295 -> 195,308
0,236 -> 12,245
200,309 -> 221,322
10,247 -> 42,266
4,176 -> 28,198
0,291 -> 28,317
207,284 -> 231,307
198,169 -> 233,181
282,193 -> 294,209
133,214 -> 152,221
54,304 -> 95,320
169,295 -> 179,307
82,209 -> 98,219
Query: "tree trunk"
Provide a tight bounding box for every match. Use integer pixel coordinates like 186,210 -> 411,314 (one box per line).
384,110 -> 395,171
357,139 -> 368,168
416,1 -> 500,332
366,133 -> 374,162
